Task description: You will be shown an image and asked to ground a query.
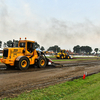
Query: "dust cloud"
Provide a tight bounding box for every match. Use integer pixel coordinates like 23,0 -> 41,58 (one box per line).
0,0 -> 100,50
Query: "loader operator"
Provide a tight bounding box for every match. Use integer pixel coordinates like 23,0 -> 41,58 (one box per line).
24,42 -> 36,57
20,41 -> 39,58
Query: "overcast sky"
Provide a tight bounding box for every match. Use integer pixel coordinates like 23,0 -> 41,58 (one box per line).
0,0 -> 100,51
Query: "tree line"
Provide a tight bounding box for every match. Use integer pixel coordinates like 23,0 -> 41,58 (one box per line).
0,40 -> 99,54
73,45 -> 99,54
73,45 -> 92,54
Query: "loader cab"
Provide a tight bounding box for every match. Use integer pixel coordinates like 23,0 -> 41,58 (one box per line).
27,42 -> 36,53
60,50 -> 69,55
60,50 -> 65,53
18,40 -> 36,53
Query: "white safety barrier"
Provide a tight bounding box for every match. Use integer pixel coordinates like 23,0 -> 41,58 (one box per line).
73,55 -> 96,57
0,53 -> 2,56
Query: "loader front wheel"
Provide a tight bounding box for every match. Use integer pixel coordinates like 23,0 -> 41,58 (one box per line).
60,55 -> 64,59
38,56 -> 47,68
66,55 -> 71,59
18,57 -> 29,70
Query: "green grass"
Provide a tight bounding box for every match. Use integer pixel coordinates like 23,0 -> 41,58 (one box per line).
47,55 -> 56,58
4,73 -> 100,100
0,56 -> 2,58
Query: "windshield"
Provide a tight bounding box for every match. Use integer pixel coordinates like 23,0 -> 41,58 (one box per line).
19,42 -> 25,47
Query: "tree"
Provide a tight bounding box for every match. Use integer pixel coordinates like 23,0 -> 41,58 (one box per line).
11,39 -> 19,47
34,42 -> 40,49
73,45 -> 80,53
73,45 -> 92,54
40,46 -> 45,51
47,45 -> 61,52
14,40 -> 19,47
0,41 -> 2,48
3,42 -> 7,48
80,46 -> 85,53
7,40 -> 13,47
80,46 -> 92,54
84,46 -> 92,54
94,48 -> 98,54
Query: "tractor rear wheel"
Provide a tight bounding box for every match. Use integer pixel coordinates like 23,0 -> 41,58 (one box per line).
18,57 -> 30,70
37,56 -> 47,68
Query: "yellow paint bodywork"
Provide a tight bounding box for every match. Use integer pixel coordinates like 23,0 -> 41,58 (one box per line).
56,50 -> 69,59
27,49 -> 38,65
1,47 -> 24,66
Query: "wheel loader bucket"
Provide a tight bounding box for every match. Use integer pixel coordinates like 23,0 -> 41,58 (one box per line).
46,57 -> 63,68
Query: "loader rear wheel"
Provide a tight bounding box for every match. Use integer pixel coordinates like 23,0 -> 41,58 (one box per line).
18,57 -> 29,70
38,56 -> 47,68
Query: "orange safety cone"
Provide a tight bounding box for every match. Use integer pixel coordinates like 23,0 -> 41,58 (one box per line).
83,74 -> 86,79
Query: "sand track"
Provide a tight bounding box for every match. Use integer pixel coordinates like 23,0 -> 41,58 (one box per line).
0,59 -> 100,99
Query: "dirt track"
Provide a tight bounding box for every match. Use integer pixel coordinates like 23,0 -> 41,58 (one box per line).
0,58 -> 100,99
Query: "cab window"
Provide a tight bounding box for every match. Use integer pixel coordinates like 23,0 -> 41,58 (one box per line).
27,42 -> 36,53
63,50 -> 65,53
19,42 -> 25,47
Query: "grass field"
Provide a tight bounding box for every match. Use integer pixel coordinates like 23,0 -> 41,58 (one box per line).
4,73 -> 100,100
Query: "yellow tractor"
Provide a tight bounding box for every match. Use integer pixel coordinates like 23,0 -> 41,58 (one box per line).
0,38 -> 51,70
56,49 -> 72,59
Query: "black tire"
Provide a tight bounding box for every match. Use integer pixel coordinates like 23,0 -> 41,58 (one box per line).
17,56 -> 30,70
60,54 -> 64,59
66,55 -> 70,59
37,56 -> 47,68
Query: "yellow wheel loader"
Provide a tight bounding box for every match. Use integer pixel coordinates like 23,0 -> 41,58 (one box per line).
56,49 -> 72,59
0,38 -> 52,70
